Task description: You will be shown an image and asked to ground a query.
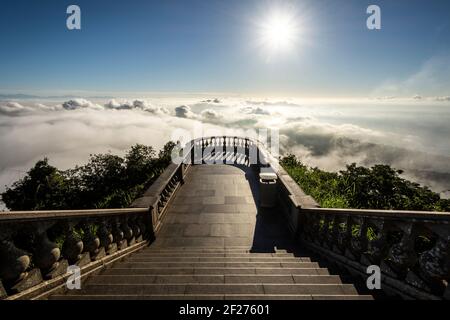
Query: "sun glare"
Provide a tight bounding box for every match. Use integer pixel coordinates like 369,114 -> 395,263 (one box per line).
260,10 -> 298,52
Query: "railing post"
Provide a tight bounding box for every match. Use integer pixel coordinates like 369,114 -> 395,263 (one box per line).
407,227 -> 450,295
245,138 -> 249,164
381,222 -> 418,279
0,240 -> 33,286
98,219 -> 115,255
233,137 -> 238,164
33,226 -> 69,279
200,138 -> 204,164
347,216 -> 368,261
223,136 -> 226,164
62,225 -> 85,266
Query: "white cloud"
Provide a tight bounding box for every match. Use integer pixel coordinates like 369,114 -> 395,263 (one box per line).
62,99 -> 103,110
1,96 -> 449,199
175,105 -> 196,119
201,109 -> 221,120
104,99 -> 169,114
0,102 -> 33,115
241,106 -> 271,115
0,101 -> 61,116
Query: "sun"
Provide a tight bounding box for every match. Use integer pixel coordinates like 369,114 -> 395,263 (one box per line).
259,10 -> 299,52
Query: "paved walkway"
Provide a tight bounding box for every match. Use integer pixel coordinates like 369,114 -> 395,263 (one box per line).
152,165 -> 293,251
51,164 -> 371,300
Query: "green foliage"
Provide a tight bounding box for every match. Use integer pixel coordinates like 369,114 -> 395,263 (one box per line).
280,154 -> 450,212
2,142 -> 176,210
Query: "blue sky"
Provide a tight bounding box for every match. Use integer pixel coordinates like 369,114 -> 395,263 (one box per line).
0,0 -> 449,97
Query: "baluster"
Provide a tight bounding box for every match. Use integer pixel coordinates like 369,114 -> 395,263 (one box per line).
111,217 -> 126,250
324,215 -> 337,249
129,216 -> 142,243
222,136 -> 226,164
406,226 -> 450,295
244,138 -> 249,165
381,222 -> 417,279
316,213 -> 329,245
190,140 -> 195,165
200,138 -> 205,164
346,216 -> 368,261
334,215 -> 351,255
62,224 -> 88,266
211,137 -> 216,157
361,219 -> 390,266
307,213 -> 321,243
136,214 -> 148,241
33,225 -> 68,279
121,218 -> 135,246
233,137 -> 238,164
321,214 -> 335,249
98,219 -> 116,255
0,239 -> 41,293
82,222 -> 103,261
256,141 -> 260,166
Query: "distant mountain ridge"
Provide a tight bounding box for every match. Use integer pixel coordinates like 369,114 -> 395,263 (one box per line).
0,93 -> 113,100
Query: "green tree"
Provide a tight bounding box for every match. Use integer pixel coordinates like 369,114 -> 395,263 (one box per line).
2,142 -> 177,211
280,154 -> 449,212
2,159 -> 70,210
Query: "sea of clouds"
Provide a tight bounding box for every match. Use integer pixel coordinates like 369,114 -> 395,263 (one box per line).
1,95 -> 450,210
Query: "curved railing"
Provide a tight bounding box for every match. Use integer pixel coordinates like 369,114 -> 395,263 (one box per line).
184,136 -> 270,167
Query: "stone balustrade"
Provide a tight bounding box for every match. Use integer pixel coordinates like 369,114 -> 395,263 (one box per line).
0,208 -> 150,299
1,136 -> 267,299
273,161 -> 450,300
298,207 -> 450,299
186,136 -> 268,166
2,136 -> 448,300
131,161 -> 189,232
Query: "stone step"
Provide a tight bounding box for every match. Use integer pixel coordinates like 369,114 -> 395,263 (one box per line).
146,246 -> 253,250
142,246 -> 293,253
125,257 -> 309,263
89,274 -> 342,284
67,283 -> 359,295
135,253 -> 302,258
50,294 -> 373,300
143,249 -> 264,254
113,261 -> 320,268
144,247 -> 294,253
102,267 -> 330,276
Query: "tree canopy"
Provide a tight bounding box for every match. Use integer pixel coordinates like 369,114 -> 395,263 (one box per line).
2,142 -> 176,211
3,148 -> 448,212
280,154 -> 450,212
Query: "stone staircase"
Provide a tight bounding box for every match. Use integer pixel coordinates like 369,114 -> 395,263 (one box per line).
3,138 -> 448,300
50,246 -> 372,300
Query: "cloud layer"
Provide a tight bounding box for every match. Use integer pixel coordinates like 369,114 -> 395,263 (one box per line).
1,97 -> 450,200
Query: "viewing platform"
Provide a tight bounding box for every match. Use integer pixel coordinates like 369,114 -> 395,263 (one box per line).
0,137 -> 449,300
